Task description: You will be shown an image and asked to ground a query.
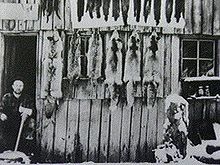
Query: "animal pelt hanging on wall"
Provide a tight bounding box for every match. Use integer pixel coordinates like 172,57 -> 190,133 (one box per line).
77,0 -> 85,22
143,0 -> 152,23
41,31 -> 63,99
154,0 -> 161,25
67,32 -> 82,81
41,0 -> 61,23
103,0 -> 111,21
175,0 -> 184,22
166,0 -> 173,23
124,31 -> 141,108
143,31 -> 161,106
112,0 -> 120,21
121,0 -> 130,25
87,30 -> 103,80
133,0 -> 141,22
105,30 -> 123,110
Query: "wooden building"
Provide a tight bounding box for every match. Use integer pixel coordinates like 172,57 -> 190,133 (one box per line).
0,0 -> 220,163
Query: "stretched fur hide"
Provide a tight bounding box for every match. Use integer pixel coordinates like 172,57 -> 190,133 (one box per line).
105,30 -> 123,110
87,30 -> 103,80
41,31 -> 63,99
67,32 -> 82,80
124,31 -> 141,108
143,31 -> 161,105
105,30 -> 123,85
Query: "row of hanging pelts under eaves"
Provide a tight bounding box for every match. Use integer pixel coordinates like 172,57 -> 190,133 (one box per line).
77,0 -> 184,25
67,29 -> 162,110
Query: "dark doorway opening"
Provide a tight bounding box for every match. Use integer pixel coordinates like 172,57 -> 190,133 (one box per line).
3,35 -> 37,99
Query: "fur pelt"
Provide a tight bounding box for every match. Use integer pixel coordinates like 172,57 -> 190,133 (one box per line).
67,32 -> 82,80
143,0 -> 151,23
87,30 -> 103,79
41,31 -> 63,99
143,31 -> 161,105
105,30 -> 123,85
124,31 -> 141,108
105,30 -> 123,110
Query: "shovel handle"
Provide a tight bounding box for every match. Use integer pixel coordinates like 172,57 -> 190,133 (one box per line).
14,114 -> 28,151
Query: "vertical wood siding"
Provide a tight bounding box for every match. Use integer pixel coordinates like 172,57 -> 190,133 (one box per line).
38,32 -> 178,163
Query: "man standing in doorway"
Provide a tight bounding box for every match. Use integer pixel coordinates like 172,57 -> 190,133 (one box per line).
0,79 -> 35,155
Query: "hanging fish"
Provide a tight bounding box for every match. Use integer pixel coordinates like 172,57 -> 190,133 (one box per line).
95,0 -> 102,18
67,32 -> 82,80
143,0 -> 151,23
121,0 -> 130,25
124,31 -> 141,108
175,0 -> 184,22
86,0 -> 95,19
87,30 -> 103,79
134,0 -> 141,22
112,0 -> 120,21
154,0 -> 161,25
103,0 -> 111,21
165,0 -> 173,23
54,0 -> 61,20
77,0 -> 85,22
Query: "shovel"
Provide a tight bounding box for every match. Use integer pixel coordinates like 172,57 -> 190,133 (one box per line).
14,106 -> 32,151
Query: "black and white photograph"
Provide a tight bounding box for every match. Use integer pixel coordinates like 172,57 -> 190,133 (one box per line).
0,0 -> 219,164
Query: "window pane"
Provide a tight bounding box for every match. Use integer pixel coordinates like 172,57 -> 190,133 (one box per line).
200,41 -> 214,58
183,41 -> 197,58
182,60 -> 197,77
199,60 -> 214,76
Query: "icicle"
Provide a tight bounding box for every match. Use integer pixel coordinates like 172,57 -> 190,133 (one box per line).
77,0 -> 85,22
87,30 -> 103,79
67,32 -> 82,80
154,0 -> 161,25
103,0 -> 111,21
143,0 -> 151,23
124,31 -> 141,108
112,0 -> 120,21
121,0 -> 130,25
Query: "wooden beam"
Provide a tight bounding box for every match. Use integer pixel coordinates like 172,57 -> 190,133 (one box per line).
214,0 -> 220,35
202,0 -> 213,35
0,33 -> 4,98
185,0 -> 193,34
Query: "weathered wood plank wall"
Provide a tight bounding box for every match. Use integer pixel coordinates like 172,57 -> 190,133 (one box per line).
36,30 -> 178,163
185,0 -> 220,35
1,0 -> 220,163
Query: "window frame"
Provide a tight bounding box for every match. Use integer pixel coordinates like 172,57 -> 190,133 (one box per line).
181,38 -> 217,78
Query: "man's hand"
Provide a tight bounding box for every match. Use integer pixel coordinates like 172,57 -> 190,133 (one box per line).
0,113 -> 7,121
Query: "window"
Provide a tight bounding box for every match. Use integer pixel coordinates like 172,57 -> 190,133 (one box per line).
181,39 -> 216,78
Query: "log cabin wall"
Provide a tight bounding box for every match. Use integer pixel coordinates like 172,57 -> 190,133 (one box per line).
0,0 -> 220,163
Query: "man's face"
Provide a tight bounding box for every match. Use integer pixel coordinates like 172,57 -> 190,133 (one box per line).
12,80 -> 24,94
